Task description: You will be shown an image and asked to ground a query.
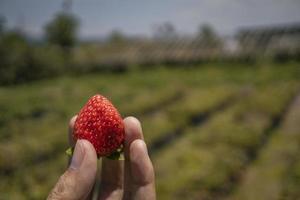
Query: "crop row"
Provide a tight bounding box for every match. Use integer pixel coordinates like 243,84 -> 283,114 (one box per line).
0,76 -> 181,134
153,82 -> 299,199
1,64 -> 299,199
0,83 -> 182,175
0,84 -> 237,199
141,85 -> 238,147
228,92 -> 300,200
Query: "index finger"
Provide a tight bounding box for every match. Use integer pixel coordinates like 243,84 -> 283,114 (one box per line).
123,117 -> 156,200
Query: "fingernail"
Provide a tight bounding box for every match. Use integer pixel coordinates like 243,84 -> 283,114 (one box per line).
70,140 -> 85,170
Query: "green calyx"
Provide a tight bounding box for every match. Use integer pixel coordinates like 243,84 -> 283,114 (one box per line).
66,147 -> 74,156
65,145 -> 124,160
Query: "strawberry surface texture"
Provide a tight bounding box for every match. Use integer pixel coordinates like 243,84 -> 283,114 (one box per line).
73,94 -> 125,157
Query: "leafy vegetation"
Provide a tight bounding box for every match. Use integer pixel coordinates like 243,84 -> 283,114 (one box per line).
154,82 -> 299,199
228,93 -> 300,200
0,62 -> 300,199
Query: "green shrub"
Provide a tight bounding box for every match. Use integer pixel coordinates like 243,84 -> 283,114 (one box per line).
0,32 -> 67,85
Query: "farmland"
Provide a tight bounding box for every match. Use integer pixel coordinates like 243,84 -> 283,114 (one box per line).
0,61 -> 300,199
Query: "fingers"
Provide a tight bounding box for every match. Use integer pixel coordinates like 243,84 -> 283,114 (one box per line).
123,117 -> 156,200
98,158 -> 124,200
129,140 -> 156,200
123,116 -> 144,199
63,116 -> 155,200
130,140 -> 154,186
124,116 -> 144,157
48,140 -> 97,200
97,116 -> 141,199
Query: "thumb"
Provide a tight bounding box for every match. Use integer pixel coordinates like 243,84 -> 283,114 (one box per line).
47,140 -> 97,200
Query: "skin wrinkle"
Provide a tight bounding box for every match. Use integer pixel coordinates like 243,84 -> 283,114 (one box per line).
48,170 -> 77,200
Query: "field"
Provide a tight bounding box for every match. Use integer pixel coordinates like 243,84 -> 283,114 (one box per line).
0,62 -> 300,199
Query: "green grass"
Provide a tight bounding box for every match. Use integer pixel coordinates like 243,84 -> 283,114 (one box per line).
0,62 -> 300,199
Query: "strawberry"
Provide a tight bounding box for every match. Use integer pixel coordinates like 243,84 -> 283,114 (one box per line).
72,94 -> 125,157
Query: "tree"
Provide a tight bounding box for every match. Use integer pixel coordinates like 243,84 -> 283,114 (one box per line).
197,24 -> 222,48
108,30 -> 127,44
0,16 -> 6,35
153,22 -> 177,42
0,31 -> 30,84
44,13 -> 78,48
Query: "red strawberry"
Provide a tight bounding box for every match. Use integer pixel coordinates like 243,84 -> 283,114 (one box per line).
73,94 -> 125,157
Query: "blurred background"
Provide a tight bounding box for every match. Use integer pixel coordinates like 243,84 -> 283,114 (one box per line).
0,0 -> 300,199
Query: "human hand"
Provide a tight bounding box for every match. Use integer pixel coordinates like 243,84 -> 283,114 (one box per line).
47,116 -> 156,200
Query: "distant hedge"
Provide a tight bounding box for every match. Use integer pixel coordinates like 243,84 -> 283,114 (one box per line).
0,32 -> 67,85
1,31 -> 299,86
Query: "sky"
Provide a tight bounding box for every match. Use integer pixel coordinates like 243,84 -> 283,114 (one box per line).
0,0 -> 300,39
